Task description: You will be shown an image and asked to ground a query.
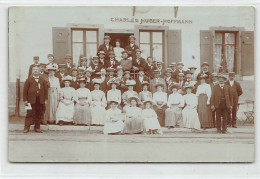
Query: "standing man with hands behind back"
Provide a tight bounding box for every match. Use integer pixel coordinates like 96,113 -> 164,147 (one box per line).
23,66 -> 48,133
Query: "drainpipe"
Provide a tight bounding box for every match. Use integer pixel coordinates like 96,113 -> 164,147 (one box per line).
15,78 -> 20,117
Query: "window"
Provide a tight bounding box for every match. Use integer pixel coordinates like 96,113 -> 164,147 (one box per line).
139,30 -> 164,62
71,29 -> 98,66
214,32 -> 236,73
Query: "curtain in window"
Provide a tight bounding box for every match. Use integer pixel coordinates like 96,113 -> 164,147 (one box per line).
214,33 -> 222,72
225,33 -> 235,72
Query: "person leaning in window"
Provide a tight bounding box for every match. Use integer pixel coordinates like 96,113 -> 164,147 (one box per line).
152,82 -> 168,127
43,64 -> 60,125
211,74 -> 233,134
23,66 -> 48,133
165,83 -> 184,129
56,76 -> 76,126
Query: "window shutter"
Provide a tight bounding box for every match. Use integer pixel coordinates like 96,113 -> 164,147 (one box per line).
52,27 -> 69,64
167,30 -> 182,66
200,30 -> 213,71
241,31 -> 254,76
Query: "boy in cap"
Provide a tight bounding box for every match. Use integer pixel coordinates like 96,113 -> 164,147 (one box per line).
98,35 -> 114,58
132,49 -> 146,71
211,74 -> 233,134
120,50 -> 132,71
28,56 -> 40,77
225,72 -> 243,128
150,69 -> 166,93
125,35 -> 139,59
197,62 -> 211,83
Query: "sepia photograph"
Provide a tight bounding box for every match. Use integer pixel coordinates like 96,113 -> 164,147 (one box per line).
8,6 -> 255,162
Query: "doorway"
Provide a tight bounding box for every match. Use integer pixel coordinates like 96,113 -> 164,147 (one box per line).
104,33 -> 134,48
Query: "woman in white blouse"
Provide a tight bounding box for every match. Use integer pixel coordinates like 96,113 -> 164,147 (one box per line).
182,84 -> 201,131
107,78 -> 122,109
113,39 -> 124,62
44,64 -> 60,124
152,82 -> 168,127
73,78 -> 92,125
196,74 -> 213,129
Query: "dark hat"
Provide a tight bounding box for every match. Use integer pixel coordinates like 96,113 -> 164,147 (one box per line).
185,70 -> 192,75
109,100 -> 119,105
47,54 -> 54,58
33,56 -> 39,60
104,35 -> 111,40
109,51 -> 115,56
64,55 -> 72,59
201,62 -> 209,67
217,74 -> 227,80
154,82 -> 164,89
169,62 -> 176,67
156,61 -> 162,65
138,67 -> 144,72
121,50 -> 128,54
177,62 -> 184,66
128,96 -> 139,103
39,63 -> 46,68
71,68 -> 78,72
188,66 -> 197,70
143,100 -> 153,105
128,35 -> 136,40
135,49 -> 142,54
229,72 -> 236,77
169,83 -> 180,91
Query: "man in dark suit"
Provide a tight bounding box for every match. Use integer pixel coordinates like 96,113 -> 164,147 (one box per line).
135,67 -> 149,93
70,68 -> 79,89
145,56 -> 154,79
210,73 -> 219,128
98,51 -> 106,67
55,64 -> 66,88
211,74 -> 233,134
106,51 -> 120,69
85,67 -> 93,91
90,56 -> 102,77
164,68 -> 174,93
64,55 -> 75,75
125,35 -> 139,60
132,49 -> 147,71
23,66 -> 48,133
225,72 -> 243,128
155,61 -> 165,78
99,68 -> 108,93
169,62 -> 177,79
98,35 -> 114,58
28,56 -> 40,77
172,62 -> 186,80
197,62 -> 211,84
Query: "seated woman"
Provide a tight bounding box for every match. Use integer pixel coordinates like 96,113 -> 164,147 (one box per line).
56,76 -> 75,126
73,78 -> 92,126
90,78 -> 107,126
182,84 -> 201,131
165,83 -> 184,129
142,100 -> 163,135
103,101 -> 124,135
138,81 -> 153,109
122,79 -> 139,112
107,78 -> 122,110
123,96 -> 143,134
152,82 -> 168,127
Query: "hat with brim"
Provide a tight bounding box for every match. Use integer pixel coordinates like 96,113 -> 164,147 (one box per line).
128,96 -> 139,103
177,62 -> 184,66
169,83 -> 180,91
217,74 -> 227,80
121,50 -> 128,54
77,78 -> 86,83
178,73 -> 185,77
71,68 -> 78,72
184,84 -> 194,90
46,64 -> 57,72
109,100 -> 119,105
198,74 -> 208,80
125,80 -> 136,86
211,73 -> 218,78
63,75 -> 72,82
48,54 -> 54,58
64,55 -> 72,59
188,66 -> 197,70
81,57 -> 88,61
124,70 -> 131,75
58,64 -> 66,69
185,70 -> 192,75
141,81 -> 150,88
166,68 -> 172,73
108,78 -> 119,86
201,62 -> 209,67
153,69 -> 160,74
104,35 -> 111,40
85,67 -> 95,73
98,51 -> 105,55
143,100 -> 153,105
92,78 -> 102,85
154,82 -> 164,89
107,67 -> 115,72
78,67 -> 85,71
33,56 -> 39,60
169,62 -> 176,67
92,56 -> 99,61
135,49 -> 141,54
117,65 -> 123,71
229,72 -> 236,77
128,35 -> 136,40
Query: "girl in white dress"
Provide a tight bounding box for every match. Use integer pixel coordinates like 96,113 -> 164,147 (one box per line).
142,100 -> 163,134
56,76 -> 75,125
73,78 -> 92,125
138,81 -> 153,109
90,78 -> 107,126
113,39 -> 124,62
182,85 -> 201,131
103,101 -> 125,135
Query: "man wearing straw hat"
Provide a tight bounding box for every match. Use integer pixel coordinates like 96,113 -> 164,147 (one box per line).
125,35 -> 139,59
98,35 -> 114,58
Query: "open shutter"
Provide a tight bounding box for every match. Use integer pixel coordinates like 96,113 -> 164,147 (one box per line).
241,31 -> 254,76
167,30 -> 182,66
52,27 -> 69,64
200,30 -> 213,71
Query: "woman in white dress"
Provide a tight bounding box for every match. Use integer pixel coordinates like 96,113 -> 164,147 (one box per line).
103,101 -> 124,135
44,64 -> 60,124
142,100 -> 163,134
56,76 -> 75,125
107,78 -> 122,109
73,78 -> 92,125
123,96 -> 143,134
113,39 -> 124,62
182,84 -> 201,131
90,78 -> 107,126
138,81 -> 153,109
122,80 -> 139,112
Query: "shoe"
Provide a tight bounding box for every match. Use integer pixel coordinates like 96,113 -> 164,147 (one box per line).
227,124 -> 231,127
222,130 -> 227,134
232,124 -> 237,128
35,129 -> 43,133
217,130 -> 221,134
23,129 -> 29,133
41,121 -> 47,125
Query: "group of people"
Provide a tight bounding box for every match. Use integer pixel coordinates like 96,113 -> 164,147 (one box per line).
23,35 -> 243,135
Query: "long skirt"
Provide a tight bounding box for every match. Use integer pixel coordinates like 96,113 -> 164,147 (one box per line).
153,105 -> 167,127
91,105 -> 106,125
143,117 -> 163,134
73,99 -> 92,125
56,100 -> 74,123
182,107 -> 201,130
103,120 -> 125,134
45,87 -> 59,123
165,106 -> 183,127
198,94 -> 213,128
123,117 -> 143,134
